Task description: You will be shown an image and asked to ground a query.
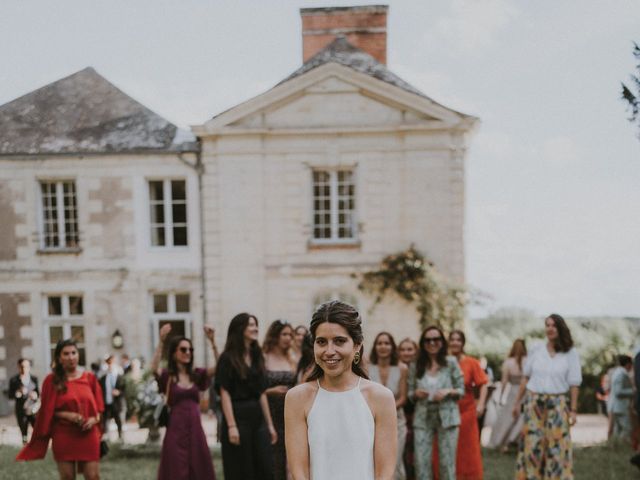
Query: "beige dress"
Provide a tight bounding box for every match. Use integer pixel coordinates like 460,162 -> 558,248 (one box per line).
369,365 -> 407,480
488,356 -> 525,448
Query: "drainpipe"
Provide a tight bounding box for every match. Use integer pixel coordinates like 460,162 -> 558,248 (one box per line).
178,144 -> 208,368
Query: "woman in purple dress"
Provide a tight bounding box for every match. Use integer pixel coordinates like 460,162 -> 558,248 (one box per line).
151,323 -> 218,480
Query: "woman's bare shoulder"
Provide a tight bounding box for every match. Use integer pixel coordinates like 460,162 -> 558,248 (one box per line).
360,378 -> 395,400
286,381 -> 319,406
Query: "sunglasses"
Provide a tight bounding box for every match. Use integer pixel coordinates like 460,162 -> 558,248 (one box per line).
422,337 -> 443,345
179,347 -> 194,354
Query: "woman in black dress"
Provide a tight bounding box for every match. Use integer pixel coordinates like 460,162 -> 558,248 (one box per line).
216,313 -> 277,480
263,320 -> 297,480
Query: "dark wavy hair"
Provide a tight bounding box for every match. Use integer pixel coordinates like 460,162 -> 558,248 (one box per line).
448,329 -> 466,353
296,333 -> 315,381
166,336 -> 196,382
262,319 -> 293,354
416,326 -> 448,378
52,339 -> 79,392
223,313 -> 264,379
307,300 -> 368,381
369,331 -> 399,366
546,313 -> 574,353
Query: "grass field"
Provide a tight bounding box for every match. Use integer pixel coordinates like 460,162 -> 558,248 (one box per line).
2,443 -> 637,479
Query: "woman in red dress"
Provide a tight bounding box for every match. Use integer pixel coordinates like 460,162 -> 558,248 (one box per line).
448,330 -> 488,480
17,339 -> 104,480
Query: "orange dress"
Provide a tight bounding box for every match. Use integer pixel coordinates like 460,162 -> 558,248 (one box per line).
456,356 -> 488,480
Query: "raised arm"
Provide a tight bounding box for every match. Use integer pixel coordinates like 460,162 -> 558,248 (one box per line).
203,325 -> 219,376
285,386 -> 311,480
151,323 -> 171,377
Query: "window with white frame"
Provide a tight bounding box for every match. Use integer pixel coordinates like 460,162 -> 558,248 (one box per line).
148,179 -> 188,247
45,294 -> 86,366
39,180 -> 79,249
312,169 -> 356,241
150,292 -> 191,356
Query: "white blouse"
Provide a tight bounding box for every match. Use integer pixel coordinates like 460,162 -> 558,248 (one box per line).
524,343 -> 582,394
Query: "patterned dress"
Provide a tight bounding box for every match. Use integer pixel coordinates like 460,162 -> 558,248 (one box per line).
266,369 -> 296,480
516,393 -> 572,479
515,344 -> 581,480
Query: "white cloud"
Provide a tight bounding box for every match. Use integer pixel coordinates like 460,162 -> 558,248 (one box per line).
426,0 -> 519,54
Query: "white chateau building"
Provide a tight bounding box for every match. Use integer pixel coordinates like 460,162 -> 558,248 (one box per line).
0,5 -> 476,380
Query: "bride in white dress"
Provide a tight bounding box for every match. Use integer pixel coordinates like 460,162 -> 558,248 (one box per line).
285,301 -> 397,480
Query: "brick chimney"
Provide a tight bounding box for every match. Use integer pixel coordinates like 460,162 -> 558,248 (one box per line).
300,5 -> 388,64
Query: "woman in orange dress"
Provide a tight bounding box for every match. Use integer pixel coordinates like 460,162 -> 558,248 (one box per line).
448,330 -> 488,480
17,339 -> 104,480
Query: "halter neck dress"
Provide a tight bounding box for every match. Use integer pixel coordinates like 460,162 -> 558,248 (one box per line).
307,377 -> 375,479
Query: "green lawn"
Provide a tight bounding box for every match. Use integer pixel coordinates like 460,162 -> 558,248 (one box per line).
482,444 -> 638,480
2,443 -> 637,479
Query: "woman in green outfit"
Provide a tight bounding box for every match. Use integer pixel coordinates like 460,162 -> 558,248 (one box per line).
408,326 -> 464,480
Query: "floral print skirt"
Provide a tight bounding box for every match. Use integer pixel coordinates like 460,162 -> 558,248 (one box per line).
516,392 -> 573,480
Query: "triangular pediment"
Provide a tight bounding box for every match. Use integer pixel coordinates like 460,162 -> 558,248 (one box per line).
194,63 -> 476,135
228,76 -> 440,129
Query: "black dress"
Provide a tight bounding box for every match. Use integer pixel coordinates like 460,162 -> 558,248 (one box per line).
265,370 -> 297,480
215,352 -> 273,480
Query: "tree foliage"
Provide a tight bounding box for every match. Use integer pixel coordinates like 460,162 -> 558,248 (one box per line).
621,42 -> 640,138
354,245 -> 466,330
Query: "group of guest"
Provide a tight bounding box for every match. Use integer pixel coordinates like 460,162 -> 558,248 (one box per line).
13,309 -> 584,480
368,326 -> 488,480
365,313 -> 582,480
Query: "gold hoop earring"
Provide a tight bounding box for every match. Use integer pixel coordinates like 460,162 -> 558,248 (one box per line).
353,351 -> 361,365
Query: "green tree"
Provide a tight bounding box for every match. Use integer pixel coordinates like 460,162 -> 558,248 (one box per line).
621,42 -> 640,138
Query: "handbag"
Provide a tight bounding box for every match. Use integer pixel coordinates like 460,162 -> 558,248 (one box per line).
155,375 -> 172,428
23,397 -> 41,416
100,439 -> 109,458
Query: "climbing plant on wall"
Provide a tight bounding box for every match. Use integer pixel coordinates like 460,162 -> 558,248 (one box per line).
354,245 -> 466,330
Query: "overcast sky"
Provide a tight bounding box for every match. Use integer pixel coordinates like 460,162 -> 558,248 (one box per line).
2,1 -> 639,319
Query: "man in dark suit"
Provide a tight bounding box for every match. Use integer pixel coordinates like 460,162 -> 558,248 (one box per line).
99,355 -> 125,440
8,358 -> 39,445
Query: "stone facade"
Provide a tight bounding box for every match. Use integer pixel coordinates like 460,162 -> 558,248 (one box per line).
193,60 -> 475,344
0,154 -> 204,379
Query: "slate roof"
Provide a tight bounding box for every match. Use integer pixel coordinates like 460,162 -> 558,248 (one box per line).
279,36 -> 427,98
0,67 -> 198,155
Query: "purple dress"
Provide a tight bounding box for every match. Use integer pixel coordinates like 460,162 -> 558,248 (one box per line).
157,369 -> 216,480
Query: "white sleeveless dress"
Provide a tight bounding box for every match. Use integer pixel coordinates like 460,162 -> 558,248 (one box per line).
307,377 -> 375,479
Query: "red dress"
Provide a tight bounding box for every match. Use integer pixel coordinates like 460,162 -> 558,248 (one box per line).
17,371 -> 104,462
